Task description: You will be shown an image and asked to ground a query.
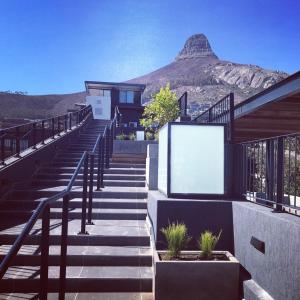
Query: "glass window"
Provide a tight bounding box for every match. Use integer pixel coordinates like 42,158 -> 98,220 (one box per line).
119,91 -> 127,103
127,91 -> 134,103
99,89 -> 111,97
119,90 -> 134,104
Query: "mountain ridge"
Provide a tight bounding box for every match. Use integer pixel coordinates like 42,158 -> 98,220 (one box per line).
127,34 -> 288,112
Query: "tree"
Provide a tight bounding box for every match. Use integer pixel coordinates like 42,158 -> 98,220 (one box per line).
140,83 -> 179,131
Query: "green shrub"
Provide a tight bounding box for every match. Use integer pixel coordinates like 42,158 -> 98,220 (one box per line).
116,133 -> 126,140
145,131 -> 154,140
129,132 -> 136,140
161,222 -> 189,260
198,230 -> 222,259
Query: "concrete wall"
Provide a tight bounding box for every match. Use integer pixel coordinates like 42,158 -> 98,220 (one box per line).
146,144 -> 158,190
243,280 -> 274,300
113,140 -> 157,155
233,202 -> 300,300
148,190 -> 234,253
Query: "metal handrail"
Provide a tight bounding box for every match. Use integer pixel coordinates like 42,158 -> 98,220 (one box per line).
0,137 -> 91,299
0,105 -> 92,164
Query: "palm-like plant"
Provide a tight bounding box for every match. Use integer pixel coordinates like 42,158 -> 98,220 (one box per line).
199,230 -> 222,259
161,222 -> 189,260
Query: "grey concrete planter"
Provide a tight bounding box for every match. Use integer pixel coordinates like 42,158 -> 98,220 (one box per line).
154,250 -> 239,300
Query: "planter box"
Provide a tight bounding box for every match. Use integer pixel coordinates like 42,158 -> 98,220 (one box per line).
154,250 -> 239,300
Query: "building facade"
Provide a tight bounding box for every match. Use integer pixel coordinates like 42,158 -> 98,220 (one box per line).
85,81 -> 146,134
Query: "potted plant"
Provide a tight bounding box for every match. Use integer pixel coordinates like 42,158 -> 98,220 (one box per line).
154,223 -> 239,300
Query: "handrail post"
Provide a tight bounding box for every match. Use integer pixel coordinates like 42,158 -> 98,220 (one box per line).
40,204 -> 50,299
275,137 -> 284,211
69,113 -> 72,130
32,123 -> 37,149
52,118 -> 55,139
105,127 -> 110,169
41,121 -> 45,145
1,132 -> 5,165
100,139 -> 105,187
57,117 -> 61,136
96,138 -> 102,191
64,115 -> 68,133
59,194 -> 69,300
266,139 -> 275,204
78,154 -> 89,235
87,153 -> 94,225
110,124 -> 114,155
15,127 -> 20,157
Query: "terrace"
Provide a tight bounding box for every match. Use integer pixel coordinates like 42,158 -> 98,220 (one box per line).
0,73 -> 299,299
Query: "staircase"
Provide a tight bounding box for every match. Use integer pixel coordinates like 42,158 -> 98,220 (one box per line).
0,119 -> 153,299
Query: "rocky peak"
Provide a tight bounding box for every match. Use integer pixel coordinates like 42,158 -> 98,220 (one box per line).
176,34 -> 218,61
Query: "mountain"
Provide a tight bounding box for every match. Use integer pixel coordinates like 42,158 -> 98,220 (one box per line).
0,34 -> 289,124
0,91 -> 85,125
127,34 -> 288,113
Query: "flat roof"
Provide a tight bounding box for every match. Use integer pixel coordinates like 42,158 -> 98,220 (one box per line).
85,81 -> 146,92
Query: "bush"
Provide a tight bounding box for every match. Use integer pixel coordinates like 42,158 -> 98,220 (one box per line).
145,131 -> 154,140
161,222 -> 189,260
129,132 -> 136,140
116,133 -> 126,140
198,230 -> 222,259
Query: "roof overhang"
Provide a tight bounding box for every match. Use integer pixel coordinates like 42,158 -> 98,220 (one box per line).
85,81 -> 146,92
234,71 -> 300,142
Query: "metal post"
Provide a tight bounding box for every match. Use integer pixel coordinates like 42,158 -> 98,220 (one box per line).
105,128 -> 110,169
96,138 -> 102,191
41,121 -> 45,144
275,137 -> 284,211
57,117 -> 61,136
79,154 -> 89,235
15,127 -> 20,157
64,115 -> 68,133
87,154 -> 94,225
32,123 -> 37,149
40,204 -> 50,299
266,139 -> 275,205
69,113 -> 72,130
52,118 -> 55,139
100,140 -> 105,187
229,93 -> 235,142
59,194 -> 69,300
1,133 -> 5,165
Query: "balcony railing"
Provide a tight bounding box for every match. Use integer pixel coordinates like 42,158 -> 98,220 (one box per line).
237,132 -> 300,215
194,93 -> 234,141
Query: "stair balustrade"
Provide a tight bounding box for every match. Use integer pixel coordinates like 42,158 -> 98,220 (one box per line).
0,105 -> 92,165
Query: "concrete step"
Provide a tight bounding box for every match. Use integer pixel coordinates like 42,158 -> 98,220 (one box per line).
0,219 -> 150,246
0,208 -> 147,220
39,167 -> 146,175
31,179 -> 145,188
0,245 -> 152,266
0,266 -> 152,293
2,198 -> 147,210
35,173 -> 146,181
0,292 -> 153,300
41,162 -> 146,169
8,186 -> 147,199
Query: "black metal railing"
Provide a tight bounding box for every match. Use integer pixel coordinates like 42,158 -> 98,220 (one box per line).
0,150 -> 90,300
0,104 -> 122,298
0,105 -> 92,165
194,93 -> 234,141
178,92 -> 188,117
237,132 -> 300,214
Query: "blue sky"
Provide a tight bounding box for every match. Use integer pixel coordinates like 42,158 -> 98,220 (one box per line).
0,0 -> 299,95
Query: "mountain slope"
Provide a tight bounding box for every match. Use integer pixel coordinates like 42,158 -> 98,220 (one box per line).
127,34 -> 288,110
0,91 -> 86,120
